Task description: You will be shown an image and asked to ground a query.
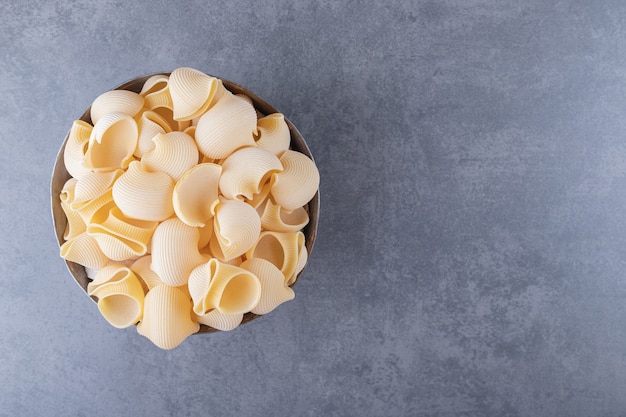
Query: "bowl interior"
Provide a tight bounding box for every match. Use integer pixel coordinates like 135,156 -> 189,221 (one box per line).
51,73 -> 319,333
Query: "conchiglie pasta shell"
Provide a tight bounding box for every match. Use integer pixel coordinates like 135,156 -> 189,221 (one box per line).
71,170 -> 122,224
84,112 -> 138,172
213,199 -> 261,260
144,85 -> 174,111
90,90 -> 144,125
87,265 -> 144,328
140,74 -> 169,96
60,177 -> 78,204
137,284 -> 199,350
219,147 -> 283,200
169,67 -> 219,121
134,110 -> 172,158
112,161 -> 174,221
141,132 -> 199,182
130,255 -> 162,293
196,309 -> 243,331
173,163 -> 221,227
291,235 -> 308,285
245,231 -> 303,285
188,259 -> 261,315
150,218 -> 208,287
63,120 -> 92,179
60,232 -> 109,269
195,92 -> 257,159
270,150 -> 320,211
87,205 -> 158,261
241,258 -> 295,315
255,113 -> 290,156
260,198 -> 309,232
61,200 -> 86,241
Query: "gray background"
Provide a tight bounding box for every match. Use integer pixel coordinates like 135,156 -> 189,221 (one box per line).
1,0 -> 626,416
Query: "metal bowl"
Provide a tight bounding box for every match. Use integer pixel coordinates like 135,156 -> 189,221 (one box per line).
51,72 -> 319,333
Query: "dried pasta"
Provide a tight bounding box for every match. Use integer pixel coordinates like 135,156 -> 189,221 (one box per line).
218,147 -> 283,200
241,258 -> 294,315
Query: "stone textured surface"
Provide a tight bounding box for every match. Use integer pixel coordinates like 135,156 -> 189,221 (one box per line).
2,0 -> 626,415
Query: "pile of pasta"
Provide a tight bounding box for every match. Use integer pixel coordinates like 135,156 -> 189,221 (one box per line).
59,67 -> 319,349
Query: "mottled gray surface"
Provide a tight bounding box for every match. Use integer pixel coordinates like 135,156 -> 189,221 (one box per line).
1,0 -> 626,415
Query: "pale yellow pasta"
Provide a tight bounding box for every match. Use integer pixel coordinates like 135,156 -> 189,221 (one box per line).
137,284 -> 199,350
168,67 -> 219,121
84,112 -> 138,172
255,113 -> 290,156
60,232 -> 109,269
219,147 -> 283,200
60,177 -> 78,204
245,231 -> 303,285
246,177 -> 273,209
270,150 -> 320,211
195,92 -> 257,159
235,93 -> 253,106
70,170 -> 122,223
183,125 -> 196,139
112,161 -> 174,221
150,218 -> 208,286
151,106 -> 191,132
195,309 -> 243,331
90,90 -> 144,125
61,201 -> 86,241
87,205 -> 158,261
291,235 -> 308,285
141,132 -> 199,181
87,264 -> 144,328
172,163 -> 221,227
197,221 -> 214,251
63,120 -> 93,179
213,198 -> 261,260
130,255 -> 161,293
134,110 -> 172,158
241,258 -> 295,315
140,74 -> 169,95
188,259 -> 261,315
260,198 -> 309,232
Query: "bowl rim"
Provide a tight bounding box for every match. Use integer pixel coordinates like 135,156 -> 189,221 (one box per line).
50,71 -> 320,334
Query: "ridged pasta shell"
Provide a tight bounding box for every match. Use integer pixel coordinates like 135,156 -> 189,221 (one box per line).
270,150 -> 320,211
245,231 -> 303,285
87,264 -> 144,328
150,218 -> 208,286
140,74 -> 169,96
130,255 -> 162,293
195,92 -> 257,159
291,234 -> 308,285
141,132 -> 199,182
219,147 -> 283,200
236,93 -> 253,106
71,170 -> 122,223
112,161 -> 174,221
87,205 -> 158,261
255,113 -> 290,156
260,198 -> 309,232
137,284 -> 199,350
241,258 -> 295,315
173,163 -> 221,227
90,90 -> 144,125
188,259 -> 261,315
195,309 -> 243,331
63,120 -> 92,179
84,112 -> 138,172
61,201 -> 86,241
60,177 -> 78,204
134,110 -> 172,158
60,232 -> 108,269
152,107 -> 191,131
213,198 -> 261,260
169,67 -> 219,121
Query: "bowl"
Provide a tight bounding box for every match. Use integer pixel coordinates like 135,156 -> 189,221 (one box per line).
51,72 -> 319,333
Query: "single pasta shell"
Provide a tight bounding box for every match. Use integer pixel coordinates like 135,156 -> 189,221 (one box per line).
173,163 -> 221,227
245,231 -> 303,286
71,170 -> 122,211
241,258 -> 295,315
130,255 -> 163,293
140,74 -> 169,96
195,92 -> 257,159
84,112 -> 138,172
219,147 -> 283,200
63,120 -> 93,179
61,200 -> 86,241
195,309 -> 243,331
188,259 -> 261,315
112,161 -> 174,221
260,198 -> 309,232
60,177 -> 78,204
141,132 -> 199,182
255,113 -> 290,156
60,232 -> 109,269
134,110 -> 172,158
87,205 -> 158,261
137,284 -> 200,350
270,150 -> 320,211
213,198 -> 261,260
87,264 -> 144,329
291,234 -> 308,285
169,67 -> 219,121
90,90 -> 144,125
150,218 -> 208,287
